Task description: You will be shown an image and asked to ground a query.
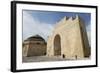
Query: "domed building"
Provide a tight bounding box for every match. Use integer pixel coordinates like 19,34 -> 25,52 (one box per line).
23,35 -> 47,57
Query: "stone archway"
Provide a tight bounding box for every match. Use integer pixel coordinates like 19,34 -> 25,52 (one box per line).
54,34 -> 61,56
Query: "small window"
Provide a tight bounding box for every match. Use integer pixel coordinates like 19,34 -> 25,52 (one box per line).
36,42 -> 41,44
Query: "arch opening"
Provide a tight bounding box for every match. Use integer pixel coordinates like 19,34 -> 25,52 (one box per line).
54,34 -> 61,56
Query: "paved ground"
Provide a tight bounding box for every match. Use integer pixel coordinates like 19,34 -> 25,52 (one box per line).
22,56 -> 90,63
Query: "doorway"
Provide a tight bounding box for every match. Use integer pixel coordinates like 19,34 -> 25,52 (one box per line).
54,34 -> 61,56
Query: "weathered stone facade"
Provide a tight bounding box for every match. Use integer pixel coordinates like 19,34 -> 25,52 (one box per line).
47,15 -> 90,59
23,35 -> 46,57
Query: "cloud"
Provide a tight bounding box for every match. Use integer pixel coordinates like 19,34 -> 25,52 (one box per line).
23,11 -> 54,41
23,11 -> 91,46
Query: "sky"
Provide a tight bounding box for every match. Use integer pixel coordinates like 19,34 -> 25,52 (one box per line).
22,10 -> 91,45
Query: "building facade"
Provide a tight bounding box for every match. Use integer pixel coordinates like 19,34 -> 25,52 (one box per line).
23,35 -> 47,57
47,15 -> 90,59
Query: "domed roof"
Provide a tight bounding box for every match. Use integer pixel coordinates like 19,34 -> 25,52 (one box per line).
25,35 -> 45,42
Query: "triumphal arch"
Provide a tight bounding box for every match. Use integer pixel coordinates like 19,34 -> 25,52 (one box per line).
47,15 -> 90,59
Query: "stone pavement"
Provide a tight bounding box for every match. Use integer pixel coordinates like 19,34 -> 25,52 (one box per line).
22,56 -> 90,63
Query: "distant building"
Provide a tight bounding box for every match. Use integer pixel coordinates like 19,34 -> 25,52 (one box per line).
47,15 -> 90,59
23,35 -> 47,57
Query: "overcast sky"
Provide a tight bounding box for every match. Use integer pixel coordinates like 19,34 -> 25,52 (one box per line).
22,10 -> 91,45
